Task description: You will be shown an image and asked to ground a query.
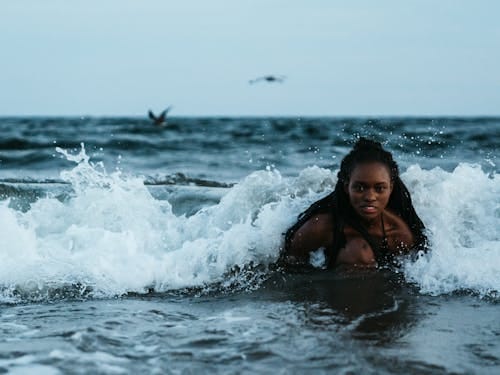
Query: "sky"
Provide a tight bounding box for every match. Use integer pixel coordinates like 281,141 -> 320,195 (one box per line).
1,0 -> 499,117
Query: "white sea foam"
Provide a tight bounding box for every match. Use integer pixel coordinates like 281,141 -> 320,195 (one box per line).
0,146 -> 498,301
402,164 -> 500,298
0,146 -> 333,301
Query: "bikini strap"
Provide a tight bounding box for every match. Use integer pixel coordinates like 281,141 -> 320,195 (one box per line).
380,212 -> 389,251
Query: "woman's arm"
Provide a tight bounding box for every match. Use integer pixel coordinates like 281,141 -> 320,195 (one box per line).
286,213 -> 334,262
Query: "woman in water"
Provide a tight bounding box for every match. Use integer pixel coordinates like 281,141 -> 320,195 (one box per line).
283,138 -> 427,268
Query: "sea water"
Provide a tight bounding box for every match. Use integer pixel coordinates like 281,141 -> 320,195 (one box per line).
0,117 -> 499,374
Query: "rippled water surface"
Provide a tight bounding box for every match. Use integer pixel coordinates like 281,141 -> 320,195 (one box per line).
2,272 -> 499,374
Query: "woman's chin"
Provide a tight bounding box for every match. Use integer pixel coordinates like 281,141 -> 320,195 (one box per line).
356,210 -> 380,222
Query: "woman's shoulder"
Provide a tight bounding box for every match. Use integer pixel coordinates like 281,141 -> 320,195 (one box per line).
300,212 -> 335,234
290,212 -> 335,247
384,209 -> 410,227
383,209 -> 414,245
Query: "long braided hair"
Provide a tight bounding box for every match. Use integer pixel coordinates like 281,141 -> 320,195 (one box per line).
283,137 -> 427,267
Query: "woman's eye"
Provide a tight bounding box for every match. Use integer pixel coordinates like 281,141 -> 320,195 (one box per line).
375,186 -> 386,193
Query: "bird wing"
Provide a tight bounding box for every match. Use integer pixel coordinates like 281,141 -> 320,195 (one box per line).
249,77 -> 263,84
249,75 -> 286,84
148,110 -> 157,121
158,106 -> 172,121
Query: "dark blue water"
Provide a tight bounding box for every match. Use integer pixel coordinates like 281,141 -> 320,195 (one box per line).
0,117 -> 499,374
0,117 -> 497,181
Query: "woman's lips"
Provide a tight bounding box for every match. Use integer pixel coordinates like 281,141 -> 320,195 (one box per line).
360,205 -> 377,214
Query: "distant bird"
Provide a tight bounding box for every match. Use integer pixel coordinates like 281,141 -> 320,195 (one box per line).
248,75 -> 286,84
148,106 -> 172,126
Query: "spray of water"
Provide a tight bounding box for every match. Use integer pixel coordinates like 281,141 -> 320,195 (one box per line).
0,146 -> 498,302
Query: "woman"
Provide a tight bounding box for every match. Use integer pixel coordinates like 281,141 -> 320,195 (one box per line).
283,138 -> 427,268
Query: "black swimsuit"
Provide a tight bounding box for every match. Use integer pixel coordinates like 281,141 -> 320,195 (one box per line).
329,213 -> 390,267
375,213 -> 390,261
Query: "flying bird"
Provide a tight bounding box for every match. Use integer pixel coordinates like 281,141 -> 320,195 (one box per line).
148,106 -> 172,126
248,75 -> 286,84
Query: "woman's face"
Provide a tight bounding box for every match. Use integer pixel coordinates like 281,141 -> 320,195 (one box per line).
345,162 -> 393,222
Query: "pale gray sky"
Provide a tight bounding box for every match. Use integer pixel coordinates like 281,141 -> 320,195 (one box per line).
1,0 -> 499,116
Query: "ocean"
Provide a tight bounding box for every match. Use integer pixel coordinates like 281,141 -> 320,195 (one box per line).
0,117 -> 499,374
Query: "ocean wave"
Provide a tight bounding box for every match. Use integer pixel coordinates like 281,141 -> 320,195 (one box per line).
143,173 -> 233,188
0,174 -> 232,188
402,164 -> 500,299
0,145 -> 499,303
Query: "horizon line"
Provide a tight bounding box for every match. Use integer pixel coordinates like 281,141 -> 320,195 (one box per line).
1,113 -> 500,119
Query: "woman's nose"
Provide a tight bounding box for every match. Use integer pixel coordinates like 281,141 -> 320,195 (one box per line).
363,189 -> 376,201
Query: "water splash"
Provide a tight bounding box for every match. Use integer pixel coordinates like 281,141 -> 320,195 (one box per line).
403,164 -> 500,299
0,146 -> 335,302
1,145 -> 499,302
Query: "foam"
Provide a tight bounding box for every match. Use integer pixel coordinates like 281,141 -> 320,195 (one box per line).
402,164 -> 500,298
0,146 -> 498,301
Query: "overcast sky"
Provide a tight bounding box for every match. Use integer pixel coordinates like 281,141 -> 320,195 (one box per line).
1,0 -> 499,117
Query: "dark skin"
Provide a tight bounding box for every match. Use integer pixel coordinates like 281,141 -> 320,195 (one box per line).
287,162 -> 415,267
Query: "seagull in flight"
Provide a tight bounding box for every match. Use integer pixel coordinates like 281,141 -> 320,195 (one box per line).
248,75 -> 286,84
148,106 -> 172,126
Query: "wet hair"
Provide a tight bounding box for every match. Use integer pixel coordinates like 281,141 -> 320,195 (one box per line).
283,137 -> 427,267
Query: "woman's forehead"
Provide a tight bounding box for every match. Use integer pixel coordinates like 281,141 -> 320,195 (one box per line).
349,161 -> 391,181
